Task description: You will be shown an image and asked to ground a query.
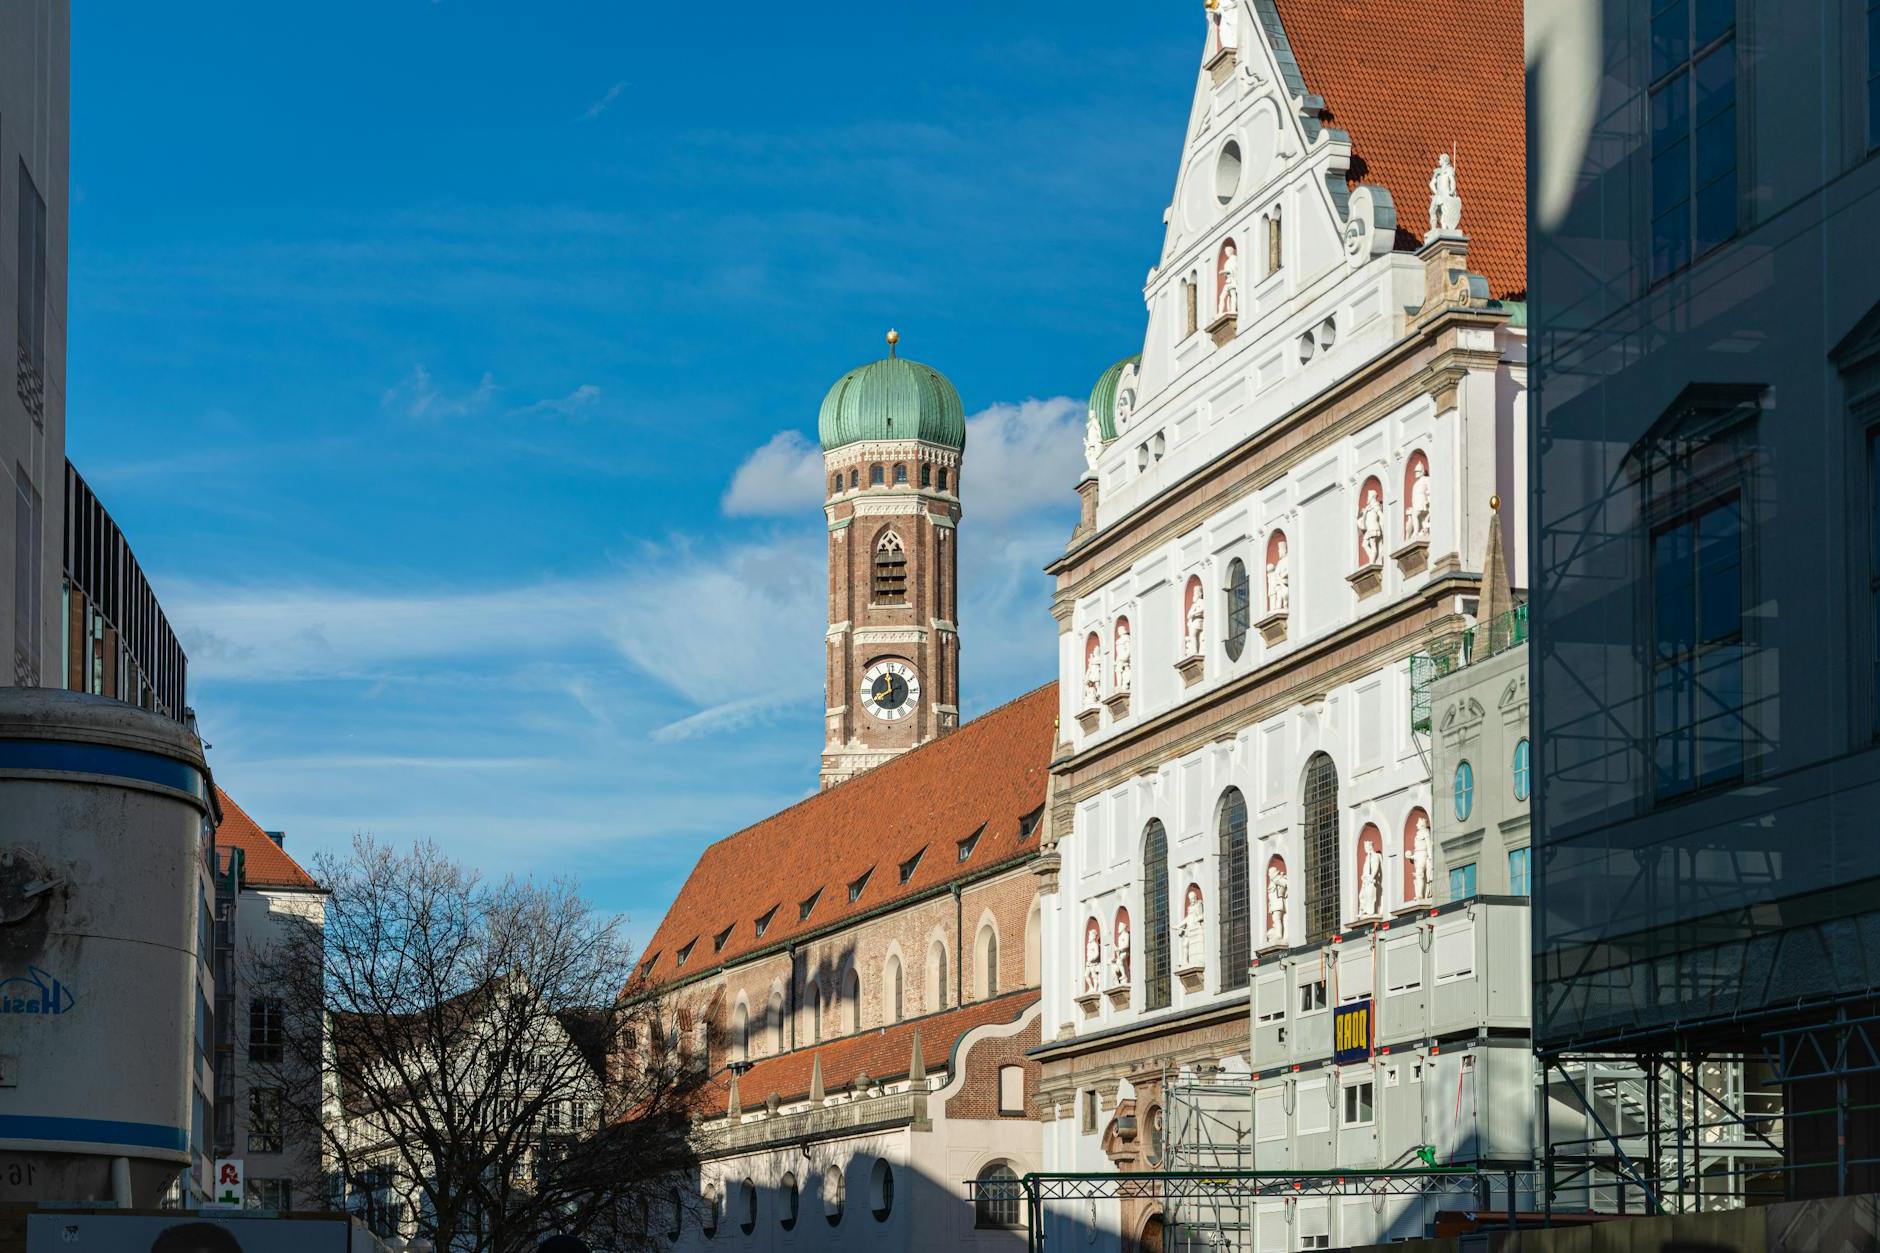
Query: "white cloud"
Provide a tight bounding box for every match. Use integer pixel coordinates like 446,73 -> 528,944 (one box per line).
381,364 -> 498,420
720,395 -> 1086,523
721,430 -> 826,517
582,81 -> 627,121
518,383 -> 602,418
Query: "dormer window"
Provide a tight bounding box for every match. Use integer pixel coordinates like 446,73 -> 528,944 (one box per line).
675,940 -> 696,968
849,869 -> 873,902
755,906 -> 777,939
899,849 -> 926,884
1018,806 -> 1043,842
799,889 -> 823,922
712,926 -> 733,953
957,829 -> 982,863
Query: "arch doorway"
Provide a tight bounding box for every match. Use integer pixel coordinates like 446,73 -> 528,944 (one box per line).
1134,1212 -> 1166,1253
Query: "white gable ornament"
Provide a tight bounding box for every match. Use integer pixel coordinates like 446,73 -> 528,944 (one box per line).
1343,184 -> 1397,268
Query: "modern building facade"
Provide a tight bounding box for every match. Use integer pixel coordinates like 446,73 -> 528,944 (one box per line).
1030,1 -> 1529,1248
1529,0 -> 1880,1203
0,0 -> 67,694
62,462 -> 188,719
210,789 -> 327,1212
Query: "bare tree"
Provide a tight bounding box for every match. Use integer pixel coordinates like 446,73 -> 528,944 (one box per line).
252,836 -> 702,1253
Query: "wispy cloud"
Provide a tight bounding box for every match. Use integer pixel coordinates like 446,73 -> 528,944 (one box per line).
581,81 -> 627,121
382,363 -> 497,420
517,383 -> 602,418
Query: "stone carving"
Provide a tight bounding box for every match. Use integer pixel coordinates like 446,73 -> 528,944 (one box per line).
1406,459 -> 1432,541
1178,884 -> 1206,969
1116,384 -> 1136,430
1082,918 -> 1104,996
1114,620 -> 1133,693
1083,636 -> 1103,708
1357,484 -> 1385,566
1266,538 -> 1291,612
1265,863 -> 1288,944
1111,912 -> 1132,986
1184,579 -> 1206,657
1217,242 -> 1240,318
1428,153 -> 1461,233
1084,412 -> 1103,472
1212,0 -> 1240,51
1357,840 -> 1383,918
1410,812 -> 1433,901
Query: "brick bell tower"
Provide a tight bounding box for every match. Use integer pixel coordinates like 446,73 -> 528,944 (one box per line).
818,330 -> 964,789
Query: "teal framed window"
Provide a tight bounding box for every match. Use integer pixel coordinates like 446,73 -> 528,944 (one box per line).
1512,738 -> 1531,801
1508,847 -> 1532,896
1448,862 -> 1478,901
1453,760 -> 1475,821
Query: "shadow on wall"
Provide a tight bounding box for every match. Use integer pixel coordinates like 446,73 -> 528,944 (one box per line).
671,1156 -> 1117,1253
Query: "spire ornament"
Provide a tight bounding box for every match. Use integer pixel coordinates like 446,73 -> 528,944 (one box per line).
886,328 -> 900,357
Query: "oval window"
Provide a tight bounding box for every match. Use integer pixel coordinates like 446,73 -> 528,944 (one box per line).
1513,738 -> 1531,802
871,1159 -> 895,1222
1454,760 -> 1475,821
1224,558 -> 1251,661
1215,139 -> 1243,206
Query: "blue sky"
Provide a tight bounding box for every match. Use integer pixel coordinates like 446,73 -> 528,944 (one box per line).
67,4 -> 1198,946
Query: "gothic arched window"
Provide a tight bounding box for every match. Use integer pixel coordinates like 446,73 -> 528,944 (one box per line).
849,468 -> 859,490
873,531 -> 908,604
887,955 -> 904,1022
768,991 -> 785,1053
1224,558 -> 1251,660
976,923 -> 999,999
870,464 -> 885,486
1143,821 -> 1172,1011
731,1000 -> 749,1061
1217,787 -> 1250,990
1302,753 -> 1340,943
930,940 -> 949,1010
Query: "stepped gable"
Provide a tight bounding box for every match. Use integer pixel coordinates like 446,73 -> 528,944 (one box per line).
699,990 -> 1039,1112
214,787 -> 322,891
640,683 -> 1056,988
1266,0 -> 1526,297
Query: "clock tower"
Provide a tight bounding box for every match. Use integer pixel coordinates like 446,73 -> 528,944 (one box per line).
817,331 -> 964,789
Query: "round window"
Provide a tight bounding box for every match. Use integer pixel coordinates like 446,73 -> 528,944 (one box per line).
824,1164 -> 845,1226
871,1159 -> 895,1222
1513,738 -> 1531,802
780,1173 -> 799,1231
1215,139 -> 1243,206
1454,760 -> 1475,821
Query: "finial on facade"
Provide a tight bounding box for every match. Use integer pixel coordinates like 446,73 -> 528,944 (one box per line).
809,1053 -> 825,1104
909,1030 -> 927,1083
886,328 -> 900,357
1490,494 -> 1500,511
728,1070 -> 742,1117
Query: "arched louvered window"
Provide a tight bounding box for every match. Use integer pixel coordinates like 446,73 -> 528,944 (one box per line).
1302,753 -> 1340,943
873,531 -> 908,604
1217,787 -> 1250,990
1143,821 -> 1172,1011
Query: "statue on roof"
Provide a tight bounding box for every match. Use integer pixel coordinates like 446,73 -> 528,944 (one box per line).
1428,153 -> 1462,233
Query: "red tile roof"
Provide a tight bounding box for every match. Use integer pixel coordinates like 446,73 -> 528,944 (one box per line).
640,684 -> 1057,988
703,991 -> 1040,1111
1267,0 -> 1526,298
215,787 -> 323,891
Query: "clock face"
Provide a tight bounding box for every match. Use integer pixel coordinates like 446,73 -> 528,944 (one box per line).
861,660 -> 921,721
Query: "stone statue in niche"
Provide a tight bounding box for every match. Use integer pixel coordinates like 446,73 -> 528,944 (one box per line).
1358,486 -> 1385,566
1111,914 -> 1132,986
1428,153 -> 1461,233
1411,813 -> 1433,901
1084,640 -> 1103,708
1407,461 -> 1432,541
1178,884 -> 1205,968
1114,621 -> 1133,692
1185,583 -> 1206,657
1358,842 -> 1383,918
1082,919 -> 1104,996
1217,242 -> 1240,318
1265,864 -> 1288,944
1266,539 -> 1291,612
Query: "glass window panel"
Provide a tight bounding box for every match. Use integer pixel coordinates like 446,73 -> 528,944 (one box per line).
1693,0 -> 1733,47
1654,522 -> 1696,661
1652,75 -> 1689,149
1655,661 -> 1693,795
1695,171 -> 1736,255
1694,44 -> 1734,123
1694,107 -> 1734,188
1653,205 -> 1692,281
1651,0 -> 1690,79
1696,500 -> 1742,644
1694,645 -> 1745,785
1653,140 -> 1692,219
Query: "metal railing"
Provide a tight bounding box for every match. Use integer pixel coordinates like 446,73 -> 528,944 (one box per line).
1411,602 -> 1528,735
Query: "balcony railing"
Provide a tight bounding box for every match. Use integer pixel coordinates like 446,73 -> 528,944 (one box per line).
1410,603 -> 1528,736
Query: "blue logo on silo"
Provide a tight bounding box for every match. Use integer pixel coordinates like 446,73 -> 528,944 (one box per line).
0,967 -> 74,1015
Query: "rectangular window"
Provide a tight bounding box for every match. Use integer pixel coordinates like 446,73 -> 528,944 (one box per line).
1337,952 -> 1372,1004
1298,978 -> 1328,1014
998,1064 -> 1026,1115
247,1178 -> 292,1211
14,467 -> 41,680
16,160 -> 47,417
1508,846 -> 1532,896
248,997 -> 285,1064
1081,1090 -> 1099,1134
1341,1080 -> 1375,1127
1182,279 -> 1198,337
1448,862 -> 1477,901
1254,975 -> 1287,1023
1255,1089 -> 1287,1142
248,1087 -> 284,1154
1649,0 -> 1736,280
1435,922 -> 1478,984
1651,495 -> 1745,796
1296,1080 -> 1329,1134
1384,938 -> 1423,994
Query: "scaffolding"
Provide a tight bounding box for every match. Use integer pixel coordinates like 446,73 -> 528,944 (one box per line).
1163,1071 -> 1253,1252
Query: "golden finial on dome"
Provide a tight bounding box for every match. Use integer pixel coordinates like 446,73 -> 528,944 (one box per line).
886,328 -> 900,357
1490,494 -> 1501,510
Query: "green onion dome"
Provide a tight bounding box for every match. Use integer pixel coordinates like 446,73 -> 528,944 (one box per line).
1087,354 -> 1141,444
818,335 -> 966,453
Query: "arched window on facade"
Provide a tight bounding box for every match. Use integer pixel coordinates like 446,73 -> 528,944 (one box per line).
1302,753 -> 1340,943
1224,558 -> 1251,661
811,984 -> 824,1043
975,923 -> 999,1000
893,463 -> 908,485
870,463 -> 885,486
768,990 -> 785,1053
975,1162 -> 1022,1229
831,473 -> 840,494
843,967 -> 860,1033
920,463 -> 932,488
873,531 -> 908,604
1143,820 -> 1172,1011
887,955 -> 904,1022
1267,207 -> 1284,275
1217,787 -> 1251,990
849,468 -> 859,490
731,1001 -> 749,1062
930,940 -> 949,1010
1024,898 -> 1041,986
